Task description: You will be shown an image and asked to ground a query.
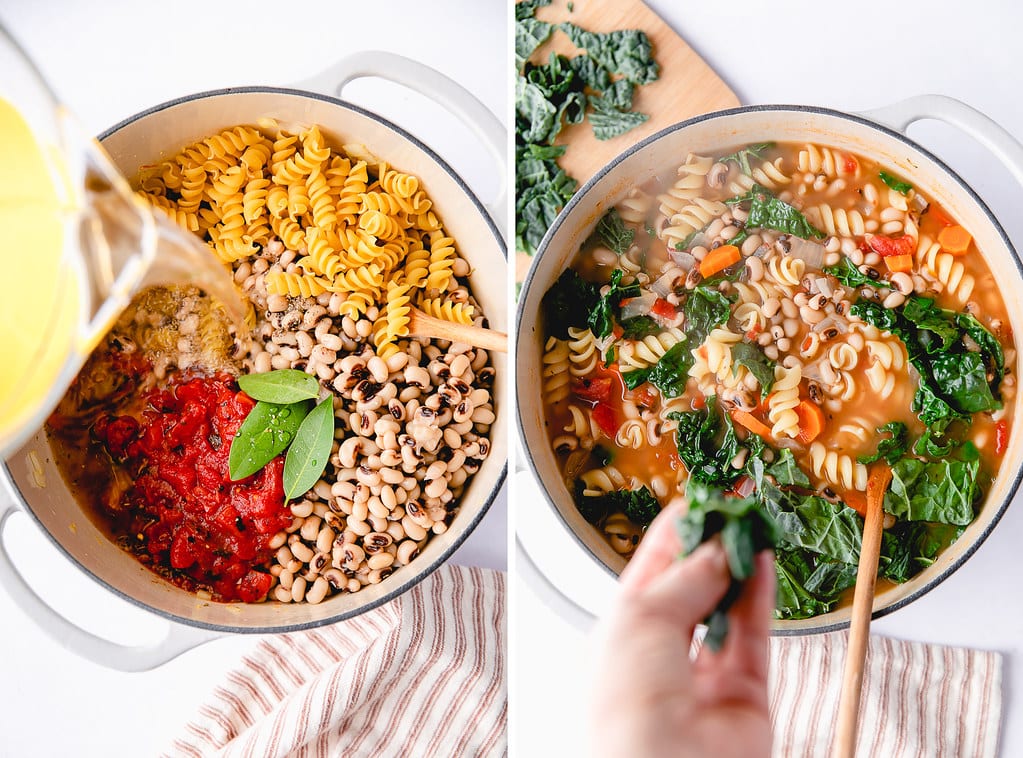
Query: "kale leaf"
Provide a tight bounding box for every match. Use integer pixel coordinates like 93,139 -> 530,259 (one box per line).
670,396 -> 767,487
568,54 -> 611,90
587,268 -> 640,339
596,208 -> 635,254
729,184 -> 825,240
824,258 -> 879,288
717,142 -> 775,177
880,521 -> 962,583
765,448 -> 811,488
730,341 -> 775,397
588,100 -> 650,140
879,170 -> 913,195
515,19 -> 553,69
515,145 -> 578,255
516,0 -> 552,21
676,482 -> 780,648
542,268 -> 599,339
884,456 -> 980,525
685,284 -> 734,337
559,23 -> 659,84
619,315 -> 659,339
775,549 -> 854,620
858,421 -> 909,465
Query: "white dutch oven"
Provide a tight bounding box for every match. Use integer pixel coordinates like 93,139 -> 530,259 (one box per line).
516,96 -> 1023,634
0,52 -> 508,668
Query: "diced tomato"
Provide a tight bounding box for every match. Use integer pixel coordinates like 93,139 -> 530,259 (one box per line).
996,420 -> 1009,456
571,376 -> 614,403
842,154 -> 859,175
651,298 -> 677,321
865,233 -> 915,258
631,385 -> 659,408
691,394 -> 706,410
591,402 -> 619,437
612,324 -> 624,340
746,323 -> 763,341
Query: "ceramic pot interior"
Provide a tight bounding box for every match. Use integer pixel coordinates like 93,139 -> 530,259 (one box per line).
516,106 -> 1023,634
5,88 -> 508,632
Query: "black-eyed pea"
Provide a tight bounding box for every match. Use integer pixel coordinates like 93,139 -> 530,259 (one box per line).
315,362 -> 335,381
368,552 -> 394,571
312,502 -> 330,518
350,499 -> 370,522
271,354 -> 292,370
348,519 -> 372,537
279,569 -> 295,590
432,522 -> 448,535
291,576 -> 308,603
269,531 -> 288,550
274,585 -> 293,603
468,388 -> 490,406
424,460 -> 447,481
323,568 -> 346,590
276,546 -> 296,566
296,330 -> 314,358
379,485 -> 397,510
386,521 -> 405,542
440,489 -> 454,504
367,568 -> 391,585
446,450 -> 467,473
270,564 -> 284,577
443,428 -> 462,449
356,466 -> 382,487
316,527 -> 335,554
291,541 -> 315,564
435,408 -> 453,426
347,578 -> 363,593
254,352 -> 272,373
380,448 -> 401,467
291,499 -> 315,519
343,542 -> 366,566
401,446 -> 422,470
402,515 -> 429,541
267,293 -> 288,312
338,437 -> 361,468
424,477 -> 448,500
332,545 -> 346,568
453,400 -> 474,424
368,496 -> 389,520
369,514 -> 388,532
306,576 -> 330,604
300,516 -> 322,542
449,354 -> 471,378
396,539 -> 419,565
322,511 -> 344,531
309,551 -> 330,574
472,407 -> 496,425
449,468 -> 468,489
286,559 -> 303,574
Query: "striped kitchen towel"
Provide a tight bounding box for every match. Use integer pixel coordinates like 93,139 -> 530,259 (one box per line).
168,564 -> 505,758
767,633 -> 1002,758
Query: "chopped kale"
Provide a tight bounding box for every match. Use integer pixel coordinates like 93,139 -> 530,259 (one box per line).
587,268 -> 640,339
515,19 -> 553,70
885,455 -> 980,526
558,23 -> 660,84
824,257 -> 879,288
619,315 -> 659,339
729,184 -> 825,240
858,422 -> 909,465
541,268 -> 599,339
717,142 -> 775,177
573,485 -> 660,527
730,341 -> 775,398
588,99 -> 650,140
596,208 -> 635,254
879,170 -> 913,196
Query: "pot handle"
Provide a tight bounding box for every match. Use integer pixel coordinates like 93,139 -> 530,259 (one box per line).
296,51 -> 508,238
0,499 -> 222,671
857,95 -> 1023,187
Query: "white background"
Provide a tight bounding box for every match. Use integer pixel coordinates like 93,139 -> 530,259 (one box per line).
513,1 -> 1023,756
0,1 -> 507,756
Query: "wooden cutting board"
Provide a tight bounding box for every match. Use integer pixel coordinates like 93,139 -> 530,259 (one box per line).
516,0 -> 739,281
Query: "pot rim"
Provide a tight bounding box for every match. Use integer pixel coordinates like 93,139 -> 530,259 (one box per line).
516,102 -> 1023,634
4,84 -> 507,634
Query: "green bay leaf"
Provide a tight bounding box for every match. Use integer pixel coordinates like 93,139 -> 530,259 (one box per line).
228,399 -> 311,481
238,369 -> 319,404
283,398 -> 336,500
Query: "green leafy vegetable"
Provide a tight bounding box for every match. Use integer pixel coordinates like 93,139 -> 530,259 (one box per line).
596,208 -> 635,254
516,145 -> 578,255
880,521 -> 962,583
684,284 -> 734,337
676,482 -> 780,649
879,170 -> 913,195
515,19 -> 553,70
515,0 -> 551,21
573,485 -> 660,527
717,142 -> 775,177
587,268 -> 639,339
602,78 -> 635,111
568,54 -> 610,90
670,396 -> 767,487
228,400 -> 312,481
858,421 -> 909,465
542,268 -> 599,339
823,258 -> 878,288
283,398 -> 335,500
623,341 -> 689,396
730,341 -> 775,397
238,369 -> 320,404
558,23 -> 660,84
588,101 -> 650,140
619,315 -> 659,339
765,449 -> 810,488
740,185 -> 825,240
775,549 -> 854,620
884,456 -> 980,525
516,76 -> 561,144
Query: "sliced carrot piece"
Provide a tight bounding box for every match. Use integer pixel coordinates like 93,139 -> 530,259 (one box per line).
731,408 -> 774,440
793,400 -> 826,444
938,225 -> 972,255
699,244 -> 741,278
884,253 -> 913,273
844,491 -> 868,517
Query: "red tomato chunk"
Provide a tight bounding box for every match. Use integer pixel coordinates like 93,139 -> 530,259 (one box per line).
93,375 -> 288,602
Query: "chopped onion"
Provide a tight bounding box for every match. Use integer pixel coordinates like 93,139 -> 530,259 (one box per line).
912,193 -> 929,213
620,291 -> 658,321
650,270 -> 679,297
669,250 -> 697,271
801,361 -> 826,383
787,236 -> 826,268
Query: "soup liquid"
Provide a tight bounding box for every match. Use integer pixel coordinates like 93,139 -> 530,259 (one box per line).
0,96 -> 79,445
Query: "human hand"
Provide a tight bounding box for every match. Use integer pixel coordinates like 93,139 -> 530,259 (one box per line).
590,501 -> 776,758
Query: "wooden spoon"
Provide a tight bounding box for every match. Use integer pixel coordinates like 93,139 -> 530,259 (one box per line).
407,306 -> 507,353
833,463 -> 893,758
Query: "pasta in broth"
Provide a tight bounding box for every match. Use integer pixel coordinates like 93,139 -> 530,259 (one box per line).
541,141 -> 1016,619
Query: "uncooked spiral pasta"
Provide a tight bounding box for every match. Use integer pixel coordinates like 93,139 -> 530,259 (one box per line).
418,298 -> 475,325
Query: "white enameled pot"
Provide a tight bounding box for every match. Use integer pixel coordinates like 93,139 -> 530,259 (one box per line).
516,96 -> 1023,635
0,52 -> 508,668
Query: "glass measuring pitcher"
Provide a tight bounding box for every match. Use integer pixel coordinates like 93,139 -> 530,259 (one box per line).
0,25 -> 248,459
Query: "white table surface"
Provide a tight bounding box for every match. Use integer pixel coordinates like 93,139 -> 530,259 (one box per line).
0,1 -> 507,756
514,1 -> 1023,756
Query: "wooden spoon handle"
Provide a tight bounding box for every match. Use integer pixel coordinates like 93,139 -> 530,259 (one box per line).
407,307 -> 507,353
833,464 -> 892,758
